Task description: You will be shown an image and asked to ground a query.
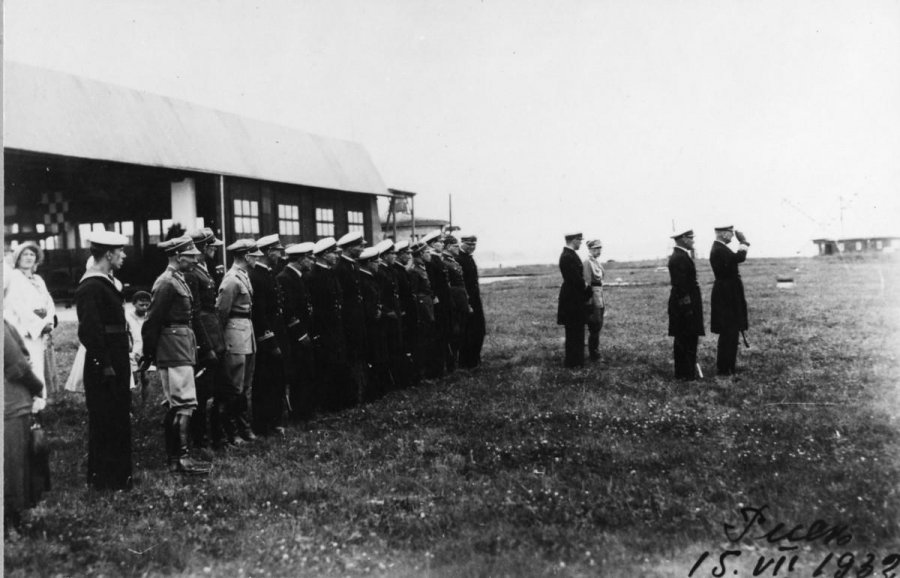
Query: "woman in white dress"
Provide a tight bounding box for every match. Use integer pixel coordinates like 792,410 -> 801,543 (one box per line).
4,243 -> 56,397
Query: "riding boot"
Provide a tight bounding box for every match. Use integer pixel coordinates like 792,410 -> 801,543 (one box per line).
164,409 -> 179,473
174,413 -> 212,476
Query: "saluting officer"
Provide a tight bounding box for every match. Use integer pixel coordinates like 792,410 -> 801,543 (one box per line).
668,230 -> 705,380
456,234 -> 485,369
215,239 -> 258,446
392,241 -> 418,387
184,227 -> 225,449
710,225 -> 750,380
277,242 -> 317,420
422,230 -> 450,378
335,232 -> 369,406
248,234 -> 289,437
142,236 -> 211,476
306,237 -> 347,412
75,230 -> 133,490
408,241 -> 437,382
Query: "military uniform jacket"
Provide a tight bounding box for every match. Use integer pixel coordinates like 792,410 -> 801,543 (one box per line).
185,263 -> 225,356
216,265 -> 256,355
408,263 -> 435,324
557,247 -> 590,326
335,257 -> 367,353
75,272 -> 130,375
456,251 -> 483,314
709,241 -> 749,334
276,265 -> 313,342
143,266 -> 197,368
392,262 -> 418,329
306,263 -> 346,364
426,255 -> 451,328
249,262 -> 289,350
667,247 -> 705,337
360,269 -> 388,363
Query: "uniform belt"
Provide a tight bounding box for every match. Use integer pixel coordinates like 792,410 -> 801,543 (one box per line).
163,323 -> 192,328
104,324 -> 128,334
591,282 -> 603,287
229,311 -> 252,319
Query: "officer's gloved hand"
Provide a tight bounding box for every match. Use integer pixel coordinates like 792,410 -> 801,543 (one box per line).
32,396 -> 46,413
137,357 -> 153,373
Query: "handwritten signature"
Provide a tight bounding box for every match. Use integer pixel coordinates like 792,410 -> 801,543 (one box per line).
688,505 -> 899,577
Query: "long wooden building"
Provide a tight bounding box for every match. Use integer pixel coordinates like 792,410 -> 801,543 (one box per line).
4,61 -> 389,297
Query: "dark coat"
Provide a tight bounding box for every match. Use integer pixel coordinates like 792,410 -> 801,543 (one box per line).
557,247 -> 590,326
306,263 -> 346,365
667,247 -> 705,337
276,265 -> 313,343
456,251 -> 483,314
426,256 -> 451,333
184,264 -> 225,357
248,262 -> 289,351
360,269 -> 388,363
335,257 -> 367,354
393,262 -> 417,340
709,241 -> 748,334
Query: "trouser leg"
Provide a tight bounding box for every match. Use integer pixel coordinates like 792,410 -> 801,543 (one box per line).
564,323 -> 585,368
173,413 -> 211,476
716,330 -> 739,376
673,335 -> 698,379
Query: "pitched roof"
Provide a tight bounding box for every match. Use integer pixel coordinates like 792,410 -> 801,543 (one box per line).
4,61 -> 388,196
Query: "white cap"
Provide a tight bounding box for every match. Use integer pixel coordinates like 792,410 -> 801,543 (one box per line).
89,230 -> 129,247
256,234 -> 284,250
313,237 -> 338,255
336,231 -> 365,247
394,240 -> 410,253
358,246 -> 380,261
374,239 -> 395,255
286,242 -> 316,256
420,230 -> 442,245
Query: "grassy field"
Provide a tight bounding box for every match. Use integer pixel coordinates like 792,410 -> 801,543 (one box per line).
5,254 -> 900,577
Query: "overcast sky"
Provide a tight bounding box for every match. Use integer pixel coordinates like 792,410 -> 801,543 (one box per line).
6,0 -> 900,265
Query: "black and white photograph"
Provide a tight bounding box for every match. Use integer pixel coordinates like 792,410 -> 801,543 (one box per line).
3,1 -> 899,575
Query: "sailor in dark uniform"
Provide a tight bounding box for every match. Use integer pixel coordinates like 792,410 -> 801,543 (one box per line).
408,241 -> 437,382
248,234 -> 289,437
75,231 -> 133,490
558,232 -> 590,368
358,246 -> 390,399
276,242 -> 317,420
422,230 -> 451,378
456,234 -> 485,369
142,236 -> 211,476
392,241 -> 418,387
335,232 -> 369,406
667,230 -> 705,380
709,225 -> 750,379
377,240 -> 410,390
442,235 -> 471,372
306,237 -> 347,412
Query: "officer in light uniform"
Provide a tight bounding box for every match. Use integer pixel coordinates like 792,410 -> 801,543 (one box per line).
583,239 -> 606,362
215,239 -> 259,444
142,236 -> 211,476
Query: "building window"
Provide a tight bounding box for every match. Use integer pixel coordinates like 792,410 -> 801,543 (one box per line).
278,204 -> 300,237
316,207 -> 334,238
347,210 -> 365,235
838,242 -> 845,253
147,219 -> 174,245
79,222 -> 107,248
855,241 -> 863,251
876,240 -> 884,250
234,199 -> 260,236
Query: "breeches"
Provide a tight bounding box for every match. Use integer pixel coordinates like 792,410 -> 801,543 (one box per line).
159,366 -> 198,415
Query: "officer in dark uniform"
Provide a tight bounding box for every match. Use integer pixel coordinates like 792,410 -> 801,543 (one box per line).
335,232 -> 369,406
442,235 -> 471,372
248,234 -> 289,437
142,236 -> 211,476
376,240 -> 408,390
392,241 -> 418,387
558,232 -> 590,368
668,230 -> 705,380
456,234 -> 485,369
408,241 -> 437,382
276,242 -> 317,420
75,231 -> 133,490
422,230 -> 451,378
215,239 -> 258,445
358,246 -> 390,399
710,225 -> 750,379
306,237 -> 347,412
184,227 -> 225,449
